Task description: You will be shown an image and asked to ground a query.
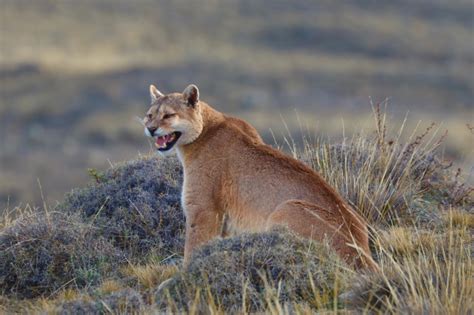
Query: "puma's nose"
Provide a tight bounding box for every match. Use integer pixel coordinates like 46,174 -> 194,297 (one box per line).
147,127 -> 157,136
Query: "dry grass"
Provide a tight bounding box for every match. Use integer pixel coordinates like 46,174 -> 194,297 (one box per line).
445,208 -> 474,228
345,212 -> 472,314
97,280 -> 124,295
289,102 -> 467,226
122,263 -> 178,290
378,226 -> 438,258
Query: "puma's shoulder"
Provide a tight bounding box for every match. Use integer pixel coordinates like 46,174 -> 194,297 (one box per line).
222,115 -> 264,145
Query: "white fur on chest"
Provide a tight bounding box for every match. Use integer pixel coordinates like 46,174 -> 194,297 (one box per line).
176,150 -> 188,218
180,184 -> 187,218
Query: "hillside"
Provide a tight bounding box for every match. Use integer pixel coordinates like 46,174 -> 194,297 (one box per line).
1,0 -> 473,208
1,109 -> 472,313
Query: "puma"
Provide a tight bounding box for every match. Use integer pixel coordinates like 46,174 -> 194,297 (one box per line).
143,84 -> 378,270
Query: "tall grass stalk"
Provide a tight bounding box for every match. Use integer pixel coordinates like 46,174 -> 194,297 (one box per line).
290,103 -> 447,225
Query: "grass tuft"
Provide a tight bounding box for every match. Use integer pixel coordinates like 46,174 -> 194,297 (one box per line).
122,263 -> 178,290
445,208 -> 474,228
294,103 -> 470,226
344,222 -> 472,313
97,280 -> 124,295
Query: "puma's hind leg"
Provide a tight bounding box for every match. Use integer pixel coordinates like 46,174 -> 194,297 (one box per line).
265,199 -> 377,270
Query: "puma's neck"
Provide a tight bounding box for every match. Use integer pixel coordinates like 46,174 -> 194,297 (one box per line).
177,103 -> 224,165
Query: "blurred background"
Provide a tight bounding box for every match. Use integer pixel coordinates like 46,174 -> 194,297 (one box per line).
0,0 -> 473,209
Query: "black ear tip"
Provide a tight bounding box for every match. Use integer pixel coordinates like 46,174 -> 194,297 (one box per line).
189,84 -> 199,94
183,84 -> 200,106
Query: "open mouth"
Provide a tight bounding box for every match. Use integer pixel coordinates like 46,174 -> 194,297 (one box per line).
154,132 -> 182,151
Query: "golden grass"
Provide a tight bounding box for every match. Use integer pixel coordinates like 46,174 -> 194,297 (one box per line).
285,104 -> 448,224
379,227 -> 438,258
122,263 -> 178,290
0,204 -> 35,230
445,208 -> 474,228
373,222 -> 471,313
98,280 -> 124,295
55,288 -> 82,302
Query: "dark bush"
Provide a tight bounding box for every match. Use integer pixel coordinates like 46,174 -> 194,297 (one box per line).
156,229 -> 349,313
57,288 -> 144,315
58,156 -> 185,260
0,212 -> 124,298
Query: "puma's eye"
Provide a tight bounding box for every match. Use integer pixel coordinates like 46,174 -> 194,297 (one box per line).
163,113 -> 175,119
147,113 -> 153,119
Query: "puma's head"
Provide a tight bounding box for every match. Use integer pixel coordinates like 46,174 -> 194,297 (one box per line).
143,84 -> 203,156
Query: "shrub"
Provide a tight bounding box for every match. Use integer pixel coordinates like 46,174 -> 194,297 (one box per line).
156,229 -> 349,313
58,156 -> 185,260
0,211 -> 124,298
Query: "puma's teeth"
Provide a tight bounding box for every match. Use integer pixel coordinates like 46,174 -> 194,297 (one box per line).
154,132 -> 181,151
154,141 -> 168,149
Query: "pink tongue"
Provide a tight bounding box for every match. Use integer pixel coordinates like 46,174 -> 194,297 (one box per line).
156,135 -> 170,146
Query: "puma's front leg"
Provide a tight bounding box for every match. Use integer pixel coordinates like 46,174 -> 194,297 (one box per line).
183,208 -> 223,266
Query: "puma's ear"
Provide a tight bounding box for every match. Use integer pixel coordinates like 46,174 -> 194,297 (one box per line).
183,84 -> 199,107
149,84 -> 163,102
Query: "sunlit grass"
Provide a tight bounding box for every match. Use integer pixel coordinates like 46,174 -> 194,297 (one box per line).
122,263 -> 178,290
346,212 -> 472,314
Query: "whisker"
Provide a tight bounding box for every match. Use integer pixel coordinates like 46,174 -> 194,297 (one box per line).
134,116 -> 146,127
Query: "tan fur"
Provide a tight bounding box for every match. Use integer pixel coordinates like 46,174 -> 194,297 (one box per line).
144,84 -> 378,270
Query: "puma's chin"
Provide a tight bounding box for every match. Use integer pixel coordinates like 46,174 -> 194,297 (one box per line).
157,147 -> 177,157
154,131 -> 182,154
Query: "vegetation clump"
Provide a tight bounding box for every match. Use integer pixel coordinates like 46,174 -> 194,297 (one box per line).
0,212 -> 124,299
157,229 -> 349,313
59,156 -> 185,259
